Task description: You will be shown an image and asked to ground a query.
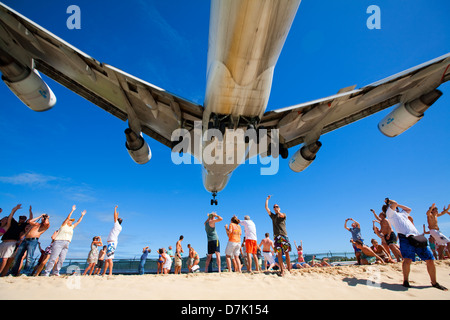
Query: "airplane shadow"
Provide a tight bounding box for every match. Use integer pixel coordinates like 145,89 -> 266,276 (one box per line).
342,277 -> 430,292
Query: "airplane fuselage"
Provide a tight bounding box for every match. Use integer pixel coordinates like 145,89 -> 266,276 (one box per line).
201,0 -> 301,194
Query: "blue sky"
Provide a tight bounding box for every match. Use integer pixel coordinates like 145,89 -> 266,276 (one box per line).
1,0 -> 449,260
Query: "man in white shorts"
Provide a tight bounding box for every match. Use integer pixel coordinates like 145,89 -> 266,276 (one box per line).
259,233 -> 276,270
426,203 -> 450,260
103,205 -> 122,276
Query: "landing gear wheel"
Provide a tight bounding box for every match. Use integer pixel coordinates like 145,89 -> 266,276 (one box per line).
280,145 -> 289,159
211,192 -> 218,205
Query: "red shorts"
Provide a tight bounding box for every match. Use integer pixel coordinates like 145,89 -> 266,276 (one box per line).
245,239 -> 257,254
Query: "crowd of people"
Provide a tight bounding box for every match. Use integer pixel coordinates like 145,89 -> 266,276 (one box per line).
344,198 -> 449,290
0,196 -> 449,291
0,204 -> 122,277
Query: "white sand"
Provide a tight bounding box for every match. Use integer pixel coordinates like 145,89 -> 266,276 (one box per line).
1,261 -> 449,300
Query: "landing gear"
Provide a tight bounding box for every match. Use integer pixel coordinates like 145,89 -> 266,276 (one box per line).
208,113 -> 231,135
280,144 -> 289,159
211,192 -> 218,205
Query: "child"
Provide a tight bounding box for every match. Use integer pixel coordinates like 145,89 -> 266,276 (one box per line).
94,245 -> 107,275
157,248 -> 165,274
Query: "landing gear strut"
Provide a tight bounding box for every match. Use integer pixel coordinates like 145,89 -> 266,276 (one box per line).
211,192 -> 218,205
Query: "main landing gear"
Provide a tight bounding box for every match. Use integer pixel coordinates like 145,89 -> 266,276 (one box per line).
211,192 -> 218,205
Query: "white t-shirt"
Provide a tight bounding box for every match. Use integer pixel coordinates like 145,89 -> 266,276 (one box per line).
386,207 -> 419,237
240,220 -> 257,241
107,221 -> 122,242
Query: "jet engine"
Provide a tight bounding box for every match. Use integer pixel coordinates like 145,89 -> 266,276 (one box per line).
0,49 -> 56,111
288,141 -> 322,173
2,68 -> 56,112
378,90 -> 442,137
124,128 -> 151,164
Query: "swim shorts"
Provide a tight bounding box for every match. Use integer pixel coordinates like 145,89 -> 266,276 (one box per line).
225,241 -> 241,257
274,235 -> 291,254
262,251 -> 275,265
207,240 -> 220,255
430,229 -> 450,247
106,242 -> 117,259
96,259 -> 104,268
174,255 -> 182,267
245,239 -> 257,254
399,234 -> 434,262
384,232 -> 398,245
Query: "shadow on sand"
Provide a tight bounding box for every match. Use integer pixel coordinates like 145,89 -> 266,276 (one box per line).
342,277 -> 430,292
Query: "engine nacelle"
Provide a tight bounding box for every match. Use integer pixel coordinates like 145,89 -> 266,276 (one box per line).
289,141 -> 322,173
125,128 -> 151,164
2,69 -> 56,112
378,90 -> 442,137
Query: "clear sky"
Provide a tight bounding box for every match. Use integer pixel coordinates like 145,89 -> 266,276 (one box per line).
1,0 -> 449,260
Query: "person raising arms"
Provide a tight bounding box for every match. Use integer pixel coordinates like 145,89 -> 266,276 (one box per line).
265,195 -> 292,276
43,205 -> 86,276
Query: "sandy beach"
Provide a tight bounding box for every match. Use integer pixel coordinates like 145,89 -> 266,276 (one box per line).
1,260 -> 449,300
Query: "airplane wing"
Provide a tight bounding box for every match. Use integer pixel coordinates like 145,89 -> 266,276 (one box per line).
0,2 -> 203,154
259,52 -> 450,170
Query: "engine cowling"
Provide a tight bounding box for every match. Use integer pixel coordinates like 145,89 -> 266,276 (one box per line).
2,68 -> 56,112
378,90 -> 442,137
289,141 -> 322,173
125,128 -> 151,164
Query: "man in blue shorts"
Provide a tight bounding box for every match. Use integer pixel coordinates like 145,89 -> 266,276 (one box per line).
382,198 -> 447,291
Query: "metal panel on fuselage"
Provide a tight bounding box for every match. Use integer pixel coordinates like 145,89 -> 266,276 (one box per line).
201,0 -> 301,193
204,0 -> 301,124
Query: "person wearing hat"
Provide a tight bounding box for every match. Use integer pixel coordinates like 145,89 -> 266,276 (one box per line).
204,212 -> 222,273
239,215 -> 259,272
43,205 -> 86,276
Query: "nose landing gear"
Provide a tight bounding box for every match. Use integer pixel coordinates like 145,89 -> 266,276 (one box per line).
211,192 -> 218,205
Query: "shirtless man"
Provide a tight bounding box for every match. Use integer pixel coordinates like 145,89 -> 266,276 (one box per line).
350,239 -> 385,265
174,235 -> 184,274
426,203 -> 450,260
371,209 -> 402,262
12,207 -> 50,276
258,233 -> 276,271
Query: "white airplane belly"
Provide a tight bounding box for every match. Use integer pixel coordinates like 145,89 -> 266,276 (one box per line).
204,0 -> 301,120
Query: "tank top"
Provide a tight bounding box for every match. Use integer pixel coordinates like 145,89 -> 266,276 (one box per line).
205,222 -> 218,242
228,223 -> 241,243
55,224 -> 74,242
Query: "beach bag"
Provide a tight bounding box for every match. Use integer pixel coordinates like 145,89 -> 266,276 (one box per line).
407,234 -> 428,248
